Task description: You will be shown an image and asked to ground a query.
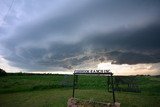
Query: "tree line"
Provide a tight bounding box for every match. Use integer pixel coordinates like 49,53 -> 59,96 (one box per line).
0,68 -> 6,76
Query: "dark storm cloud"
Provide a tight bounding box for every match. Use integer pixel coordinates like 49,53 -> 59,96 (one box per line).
81,21 -> 160,64
3,21 -> 160,70
0,0 -> 160,71
107,51 -> 160,64
84,21 -> 160,51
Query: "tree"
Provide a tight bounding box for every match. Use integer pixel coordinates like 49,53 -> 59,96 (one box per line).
0,68 -> 7,76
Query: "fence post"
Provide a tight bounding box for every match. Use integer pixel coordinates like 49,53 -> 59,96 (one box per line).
72,73 -> 75,98
111,73 -> 116,103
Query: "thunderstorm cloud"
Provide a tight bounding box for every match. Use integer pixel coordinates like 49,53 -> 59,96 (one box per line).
0,0 -> 160,74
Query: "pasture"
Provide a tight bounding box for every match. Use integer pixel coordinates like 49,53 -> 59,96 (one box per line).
0,74 -> 160,107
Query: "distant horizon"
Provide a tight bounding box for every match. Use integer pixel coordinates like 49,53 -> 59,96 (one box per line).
4,69 -> 160,76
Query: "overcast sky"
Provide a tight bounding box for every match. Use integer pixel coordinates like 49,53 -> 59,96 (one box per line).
0,0 -> 160,75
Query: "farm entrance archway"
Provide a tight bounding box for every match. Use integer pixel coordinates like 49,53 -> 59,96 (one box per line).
72,70 -> 116,103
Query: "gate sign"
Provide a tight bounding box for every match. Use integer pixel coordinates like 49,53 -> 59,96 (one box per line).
74,70 -> 111,74
72,69 -> 116,103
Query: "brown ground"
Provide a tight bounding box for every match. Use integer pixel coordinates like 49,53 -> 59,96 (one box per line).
67,98 -> 120,107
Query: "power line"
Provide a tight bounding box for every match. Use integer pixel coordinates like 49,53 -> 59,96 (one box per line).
1,0 -> 15,25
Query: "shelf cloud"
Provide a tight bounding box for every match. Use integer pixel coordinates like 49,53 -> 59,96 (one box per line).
0,0 -> 160,74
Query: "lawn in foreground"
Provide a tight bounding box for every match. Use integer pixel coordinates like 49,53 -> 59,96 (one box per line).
0,75 -> 160,107
0,89 -> 160,107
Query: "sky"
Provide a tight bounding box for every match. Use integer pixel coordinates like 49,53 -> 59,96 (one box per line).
0,0 -> 160,75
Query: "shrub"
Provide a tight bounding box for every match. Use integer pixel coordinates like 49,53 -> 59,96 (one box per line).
0,68 -> 7,76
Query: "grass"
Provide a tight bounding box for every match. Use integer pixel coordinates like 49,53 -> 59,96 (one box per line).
0,89 -> 72,107
0,74 -> 69,93
0,74 -> 160,107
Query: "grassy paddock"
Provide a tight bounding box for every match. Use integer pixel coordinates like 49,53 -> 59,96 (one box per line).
0,74 -> 160,107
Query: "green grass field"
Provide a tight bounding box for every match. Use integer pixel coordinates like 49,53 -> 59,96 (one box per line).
0,74 -> 160,107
